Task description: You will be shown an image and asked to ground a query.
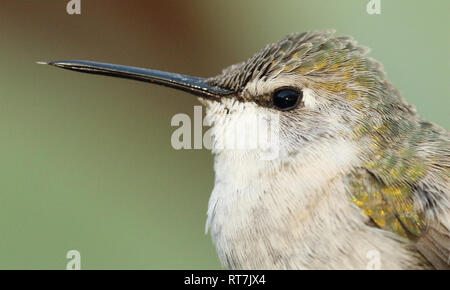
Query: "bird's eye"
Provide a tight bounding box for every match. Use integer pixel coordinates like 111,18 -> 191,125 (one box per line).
272,88 -> 303,111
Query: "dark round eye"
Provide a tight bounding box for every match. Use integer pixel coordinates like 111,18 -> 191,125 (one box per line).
272,88 -> 303,111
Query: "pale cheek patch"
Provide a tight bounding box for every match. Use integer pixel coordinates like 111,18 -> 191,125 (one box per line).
301,88 -> 320,109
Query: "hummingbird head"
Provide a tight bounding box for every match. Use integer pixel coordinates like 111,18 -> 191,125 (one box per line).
44,30 -> 414,162
202,30 -> 415,161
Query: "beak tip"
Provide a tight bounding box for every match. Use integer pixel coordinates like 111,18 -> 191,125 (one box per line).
38,60 -> 70,68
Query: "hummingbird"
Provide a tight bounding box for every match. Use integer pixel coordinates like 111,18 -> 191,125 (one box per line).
42,31 -> 449,269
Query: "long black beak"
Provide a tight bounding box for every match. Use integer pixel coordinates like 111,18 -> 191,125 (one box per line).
41,60 -> 233,99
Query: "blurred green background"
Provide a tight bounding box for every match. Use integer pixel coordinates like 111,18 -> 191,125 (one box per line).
0,0 -> 448,269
